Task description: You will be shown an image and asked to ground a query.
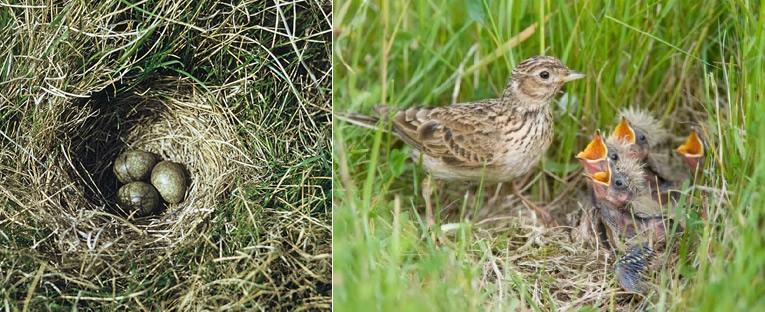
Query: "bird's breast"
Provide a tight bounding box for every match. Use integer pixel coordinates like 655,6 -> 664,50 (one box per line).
495,112 -> 553,174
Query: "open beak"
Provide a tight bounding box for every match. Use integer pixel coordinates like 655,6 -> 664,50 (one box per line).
563,70 -> 585,82
612,117 -> 636,144
585,163 -> 611,187
576,130 -> 608,174
585,167 -> 611,200
676,131 -> 704,171
590,170 -> 611,186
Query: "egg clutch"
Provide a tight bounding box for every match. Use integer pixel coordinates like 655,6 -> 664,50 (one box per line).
113,150 -> 189,218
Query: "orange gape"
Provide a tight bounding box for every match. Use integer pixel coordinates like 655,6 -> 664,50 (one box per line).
612,117 -> 636,144
586,165 -> 610,202
676,131 -> 705,172
676,131 -> 704,157
591,169 -> 610,185
576,130 -> 608,174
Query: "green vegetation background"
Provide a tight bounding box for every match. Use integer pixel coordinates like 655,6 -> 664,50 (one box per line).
333,0 -> 763,310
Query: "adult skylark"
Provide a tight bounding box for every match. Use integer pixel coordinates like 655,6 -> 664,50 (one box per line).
340,56 -> 584,226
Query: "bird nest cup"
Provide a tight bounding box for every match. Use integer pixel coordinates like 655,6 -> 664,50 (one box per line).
4,78 -> 251,261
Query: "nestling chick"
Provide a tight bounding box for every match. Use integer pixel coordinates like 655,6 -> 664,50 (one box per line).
609,111 -> 699,204
573,131 -> 630,244
587,158 -> 668,246
613,108 -> 670,158
610,116 -> 676,191
586,156 -> 676,293
576,130 -> 627,176
615,243 -> 654,294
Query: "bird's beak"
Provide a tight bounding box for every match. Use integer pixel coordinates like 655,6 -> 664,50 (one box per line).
676,131 -> 705,171
576,130 -> 607,161
585,166 -> 611,187
676,131 -> 704,157
563,70 -> 585,82
591,170 -> 610,186
576,131 -> 608,174
612,117 -> 636,144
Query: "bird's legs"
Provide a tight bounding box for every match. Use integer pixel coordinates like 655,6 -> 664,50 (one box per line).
512,183 -> 556,226
422,175 -> 446,243
422,174 -> 435,229
482,183 -> 505,209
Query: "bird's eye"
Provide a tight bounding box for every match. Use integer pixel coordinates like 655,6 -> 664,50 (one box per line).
539,71 -> 550,79
609,152 -> 618,161
614,178 -> 625,188
638,134 -> 647,142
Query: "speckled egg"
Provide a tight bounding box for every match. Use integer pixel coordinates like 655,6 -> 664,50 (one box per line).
117,182 -> 161,217
113,150 -> 158,183
150,161 -> 188,204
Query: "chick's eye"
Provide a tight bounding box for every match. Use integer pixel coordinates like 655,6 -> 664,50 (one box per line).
609,152 -> 618,161
614,179 -> 624,187
638,134 -> 647,142
539,71 -> 550,79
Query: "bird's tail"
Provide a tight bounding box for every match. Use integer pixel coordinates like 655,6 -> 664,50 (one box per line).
335,112 -> 381,130
335,106 -> 392,130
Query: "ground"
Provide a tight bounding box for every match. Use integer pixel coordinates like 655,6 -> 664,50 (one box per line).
333,0 -> 764,310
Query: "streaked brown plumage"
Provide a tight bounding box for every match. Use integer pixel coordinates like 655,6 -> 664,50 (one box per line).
339,56 -> 583,228
339,56 -> 584,183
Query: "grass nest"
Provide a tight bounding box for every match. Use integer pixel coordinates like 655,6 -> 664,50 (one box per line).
0,77 -> 257,293
1,0 -> 331,310
433,129 -> 713,310
50,78 -> 252,253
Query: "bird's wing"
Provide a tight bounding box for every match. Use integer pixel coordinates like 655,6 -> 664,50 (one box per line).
335,112 -> 382,130
615,243 -> 653,294
629,195 -> 665,219
390,101 -> 520,168
647,152 -> 689,183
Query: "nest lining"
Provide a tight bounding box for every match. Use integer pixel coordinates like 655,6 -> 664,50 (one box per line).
16,79 -> 254,255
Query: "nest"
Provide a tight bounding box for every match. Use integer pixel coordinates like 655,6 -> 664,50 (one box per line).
5,77 -> 253,261
1,1 -> 330,308
432,181 -> 689,310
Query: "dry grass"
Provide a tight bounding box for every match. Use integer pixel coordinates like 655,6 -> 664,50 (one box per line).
12,80 -> 253,252
1,0 -> 330,310
362,173 -> 664,309
423,182 -> 700,311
